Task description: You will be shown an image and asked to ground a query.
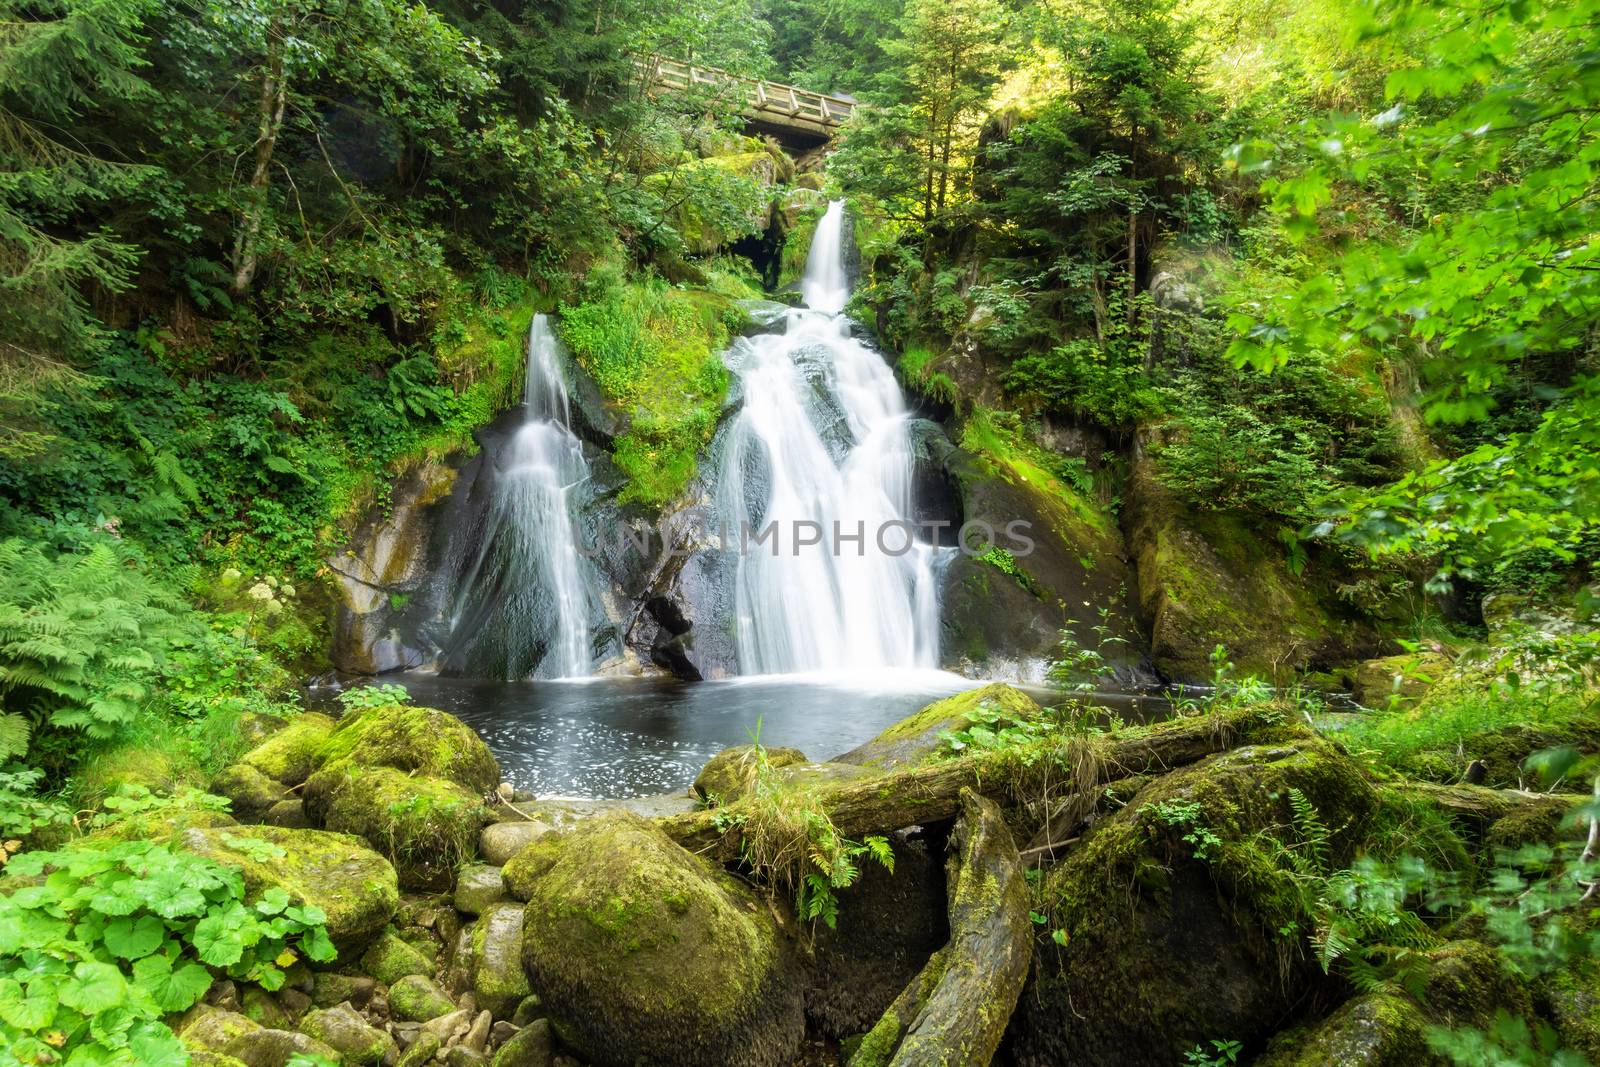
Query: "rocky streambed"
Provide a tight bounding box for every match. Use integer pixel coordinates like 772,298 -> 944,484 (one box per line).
167,683 -> 1598,1067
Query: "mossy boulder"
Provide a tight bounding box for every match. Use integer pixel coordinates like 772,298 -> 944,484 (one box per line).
313,703 -> 500,793
305,763 -> 489,891
211,763 -> 289,818
241,712 -> 337,786
359,926 -> 436,984
836,683 -> 1042,770
1349,652 -> 1450,709
1009,734 -> 1379,1066
1123,455 -> 1368,681
519,813 -> 804,1067
692,745 -> 806,803
1255,994 -> 1434,1066
503,832 -> 567,901
180,1007 -> 261,1053
177,824 -> 398,956
392,974 -> 456,1022
299,1003 -> 395,1065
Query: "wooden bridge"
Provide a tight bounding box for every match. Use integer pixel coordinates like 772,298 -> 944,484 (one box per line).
637,56 -> 856,147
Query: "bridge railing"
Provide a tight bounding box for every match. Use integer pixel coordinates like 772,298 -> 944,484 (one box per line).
637,56 -> 856,132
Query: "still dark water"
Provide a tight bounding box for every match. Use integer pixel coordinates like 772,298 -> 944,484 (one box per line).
369,672 -> 1167,799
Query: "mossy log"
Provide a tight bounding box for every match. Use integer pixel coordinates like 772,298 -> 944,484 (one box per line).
848,790 -> 1031,1067
1391,780 -> 1582,826
660,707 -> 1267,860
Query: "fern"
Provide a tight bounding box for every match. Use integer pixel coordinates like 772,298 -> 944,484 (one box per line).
1288,787 -> 1331,875
0,538 -> 191,753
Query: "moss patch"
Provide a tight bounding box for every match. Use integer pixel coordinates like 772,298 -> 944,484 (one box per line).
557,273 -> 742,510
1012,733 -> 1379,1065
837,683 -> 1042,770
241,712 -> 337,786
305,764 -> 488,891
314,703 -> 499,793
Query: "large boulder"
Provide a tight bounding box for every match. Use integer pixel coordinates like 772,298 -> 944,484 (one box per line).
1122,454 -> 1372,681
519,813 -> 804,1067
1349,651 -> 1450,709
301,703 -> 499,889
240,713 -> 337,787
177,824 -> 399,956
1009,734 -> 1379,1066
312,703 -> 500,793
836,683 -> 1042,770
306,764 -> 489,891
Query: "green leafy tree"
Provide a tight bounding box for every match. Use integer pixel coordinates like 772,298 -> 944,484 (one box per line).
1226,0 -> 1600,583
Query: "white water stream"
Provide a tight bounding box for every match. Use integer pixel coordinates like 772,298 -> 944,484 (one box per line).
448,314 -> 595,678
717,200 -> 944,674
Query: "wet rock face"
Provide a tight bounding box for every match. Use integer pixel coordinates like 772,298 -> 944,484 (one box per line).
518,813 -> 805,1067
330,460 -> 461,675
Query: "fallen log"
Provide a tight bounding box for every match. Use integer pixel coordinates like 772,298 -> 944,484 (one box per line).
847,789 -> 1032,1067
1390,780 -> 1583,825
660,706 -> 1268,860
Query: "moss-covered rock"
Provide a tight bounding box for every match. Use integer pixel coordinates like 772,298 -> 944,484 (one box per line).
211,763 -> 289,818
300,1003 -> 395,1065
313,703 -> 500,794
1122,454 -> 1369,681
502,832 -> 566,902
1010,734 -> 1379,1066
221,1027 -> 339,1067
1255,994 -> 1434,1066
836,683 -> 1042,770
312,971 -> 376,1009
1541,958 -> 1600,1061
241,712 -> 337,786
75,744 -> 203,804
392,973 -> 456,1022
1349,652 -> 1450,709
481,820 -> 554,866
456,863 -> 508,915
519,813 -> 804,1067
177,824 -> 398,956
305,763 -> 489,891
179,1007 -> 261,1053
491,1019 -> 553,1067
474,901 -> 532,1017
360,926 -> 436,985
692,745 -> 806,803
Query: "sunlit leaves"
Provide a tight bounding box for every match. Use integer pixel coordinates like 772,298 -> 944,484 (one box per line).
0,837 -> 334,1065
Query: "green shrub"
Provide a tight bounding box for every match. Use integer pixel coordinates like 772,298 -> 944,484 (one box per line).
0,836 -> 335,1065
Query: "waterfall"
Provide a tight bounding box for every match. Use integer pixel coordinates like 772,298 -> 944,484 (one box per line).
717,200 -> 944,675
446,315 -> 597,679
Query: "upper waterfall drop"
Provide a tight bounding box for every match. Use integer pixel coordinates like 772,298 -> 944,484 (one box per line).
716,200 -> 944,675
800,200 -> 852,314
443,314 -> 598,680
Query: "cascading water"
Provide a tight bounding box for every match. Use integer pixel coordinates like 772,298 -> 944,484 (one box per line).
445,315 -> 598,679
717,200 -> 944,674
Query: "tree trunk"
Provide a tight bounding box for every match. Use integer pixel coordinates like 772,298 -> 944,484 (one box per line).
231,32 -> 287,296
848,790 -> 1032,1067
659,707 -> 1268,860
1390,781 -> 1582,826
